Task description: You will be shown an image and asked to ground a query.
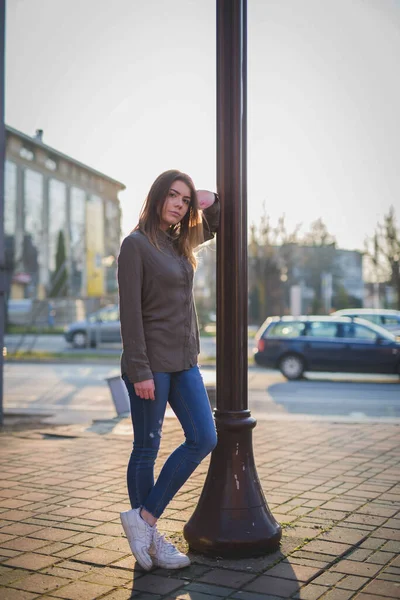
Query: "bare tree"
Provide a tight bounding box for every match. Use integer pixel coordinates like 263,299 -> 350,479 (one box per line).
248,210 -> 300,323
365,206 -> 400,309
299,219 -> 338,314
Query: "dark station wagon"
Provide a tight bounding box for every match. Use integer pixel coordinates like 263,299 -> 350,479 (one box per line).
253,316 -> 400,380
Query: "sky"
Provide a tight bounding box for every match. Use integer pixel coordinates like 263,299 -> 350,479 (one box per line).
5,0 -> 400,251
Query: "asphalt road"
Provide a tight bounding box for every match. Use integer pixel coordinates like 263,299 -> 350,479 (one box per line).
4,333 -> 253,359
4,362 -> 399,425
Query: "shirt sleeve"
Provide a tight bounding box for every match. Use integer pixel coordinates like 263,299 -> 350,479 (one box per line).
117,236 -> 153,384
200,194 -> 221,244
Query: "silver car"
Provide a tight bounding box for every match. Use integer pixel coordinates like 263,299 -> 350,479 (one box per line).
332,308 -> 400,336
64,304 -> 121,348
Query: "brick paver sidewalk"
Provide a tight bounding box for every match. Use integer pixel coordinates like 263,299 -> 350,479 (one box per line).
0,415 -> 399,600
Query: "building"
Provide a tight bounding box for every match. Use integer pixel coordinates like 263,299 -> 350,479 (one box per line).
4,126 -> 125,301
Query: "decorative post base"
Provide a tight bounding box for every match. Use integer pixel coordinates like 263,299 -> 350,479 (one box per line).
184,410 -> 282,557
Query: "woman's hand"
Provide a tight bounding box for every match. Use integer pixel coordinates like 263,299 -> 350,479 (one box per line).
134,379 -> 155,401
197,190 -> 216,210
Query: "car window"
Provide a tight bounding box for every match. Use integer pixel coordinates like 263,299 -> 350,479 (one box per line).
383,316 -> 400,326
100,308 -> 119,322
357,314 -> 382,326
89,307 -> 119,322
342,323 -> 377,341
267,321 -> 306,337
307,321 -> 338,338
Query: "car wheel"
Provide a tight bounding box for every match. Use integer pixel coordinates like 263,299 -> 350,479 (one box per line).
72,331 -> 87,349
279,354 -> 304,380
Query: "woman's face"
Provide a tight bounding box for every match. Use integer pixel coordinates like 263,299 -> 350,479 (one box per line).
160,179 -> 191,230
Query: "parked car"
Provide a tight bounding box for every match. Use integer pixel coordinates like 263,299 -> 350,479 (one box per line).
64,305 -> 121,348
331,308 -> 400,335
253,315 -> 400,380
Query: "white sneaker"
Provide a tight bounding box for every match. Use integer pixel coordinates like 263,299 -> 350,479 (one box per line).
149,528 -> 191,570
120,508 -> 154,571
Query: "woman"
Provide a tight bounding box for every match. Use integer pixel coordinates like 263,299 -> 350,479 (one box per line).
118,170 -> 219,571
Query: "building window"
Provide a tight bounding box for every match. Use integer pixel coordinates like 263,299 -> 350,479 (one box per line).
20,147 -> 34,161
4,161 -> 17,286
70,187 -> 86,296
45,157 -> 57,171
23,169 -> 44,297
86,194 -> 105,296
5,161 -> 17,236
48,179 -> 67,295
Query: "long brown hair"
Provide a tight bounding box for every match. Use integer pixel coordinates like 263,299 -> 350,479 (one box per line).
135,170 -> 204,268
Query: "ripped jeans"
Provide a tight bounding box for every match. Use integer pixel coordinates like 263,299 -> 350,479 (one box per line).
122,365 -> 217,519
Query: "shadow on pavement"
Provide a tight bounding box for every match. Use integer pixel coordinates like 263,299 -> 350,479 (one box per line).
127,547 -> 297,598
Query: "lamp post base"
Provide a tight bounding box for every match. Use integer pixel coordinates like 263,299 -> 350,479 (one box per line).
184,410 -> 282,558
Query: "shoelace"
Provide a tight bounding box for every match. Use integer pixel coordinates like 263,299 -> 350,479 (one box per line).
153,531 -> 178,555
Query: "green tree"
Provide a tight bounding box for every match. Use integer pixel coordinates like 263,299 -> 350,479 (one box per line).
49,231 -> 68,297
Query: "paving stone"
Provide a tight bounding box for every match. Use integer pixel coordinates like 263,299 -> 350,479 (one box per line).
72,548 -> 127,566
372,527 -> 400,541
355,595 -> 393,600
264,561 -> 322,582
243,575 -> 301,596
48,580 -> 113,599
152,563 -> 211,580
0,499 -> 33,509
319,589 -> 355,599
335,574 -> 369,590
100,590 -> 142,600
81,569 -> 134,587
331,559 -> 382,577
0,567 -> 30,585
0,510 -> 35,522
231,592 -> 283,600
363,578 -> 400,597
0,537 -> 49,552
55,544 -> 93,559
7,572 -> 72,593
318,527 -> 369,545
42,566 -> 86,580
311,572 -> 344,587
361,538 -> 386,550
293,586 -> 337,600
196,568 -> 255,588
380,540 -> 400,553
30,528 -> 74,542
301,540 -> 351,556
131,573 -> 186,594
0,589 -> 38,599
53,560 -> 93,573
377,572 -> 400,583
366,551 -> 395,565
346,548 -> 374,561
3,552 -> 59,570
0,534 -> 16,545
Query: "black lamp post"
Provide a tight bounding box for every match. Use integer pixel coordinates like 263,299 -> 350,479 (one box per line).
183,0 -> 281,557
0,0 -> 6,426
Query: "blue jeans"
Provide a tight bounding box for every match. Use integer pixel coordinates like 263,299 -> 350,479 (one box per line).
122,365 -> 217,519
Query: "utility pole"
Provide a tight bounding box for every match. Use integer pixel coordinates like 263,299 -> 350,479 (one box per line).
184,0 -> 281,557
0,0 -> 6,426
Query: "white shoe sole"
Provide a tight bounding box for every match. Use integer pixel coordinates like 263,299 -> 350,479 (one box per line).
151,555 -> 191,570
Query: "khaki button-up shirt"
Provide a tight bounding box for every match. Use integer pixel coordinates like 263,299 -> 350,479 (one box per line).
118,201 -> 220,383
